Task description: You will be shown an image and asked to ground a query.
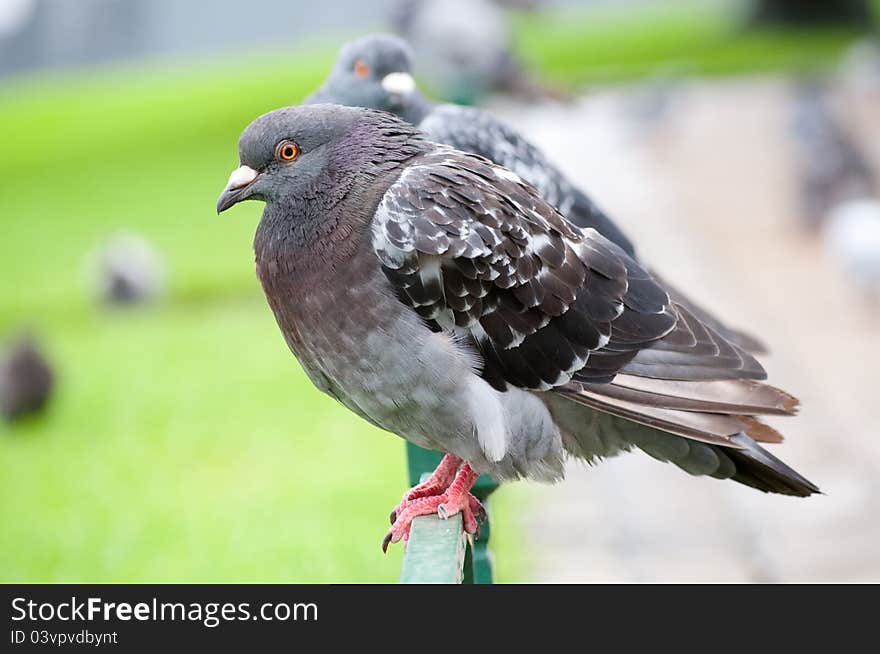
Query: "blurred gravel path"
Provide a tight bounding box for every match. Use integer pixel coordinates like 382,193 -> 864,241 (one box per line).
490,76 -> 880,582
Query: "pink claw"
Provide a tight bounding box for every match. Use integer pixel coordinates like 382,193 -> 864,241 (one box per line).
389,454 -> 462,524
383,463 -> 482,552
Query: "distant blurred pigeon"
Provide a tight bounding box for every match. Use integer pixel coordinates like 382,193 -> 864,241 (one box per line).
306,34 -> 765,352
0,335 -> 54,423
824,198 -> 880,301
390,0 -> 552,103
217,105 -> 818,549
86,233 -> 166,306
791,82 -> 876,231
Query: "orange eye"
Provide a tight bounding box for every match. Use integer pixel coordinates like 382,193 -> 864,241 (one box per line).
354,59 -> 370,78
276,141 -> 299,162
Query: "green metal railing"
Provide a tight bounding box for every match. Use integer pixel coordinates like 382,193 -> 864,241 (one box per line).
400,443 -> 498,584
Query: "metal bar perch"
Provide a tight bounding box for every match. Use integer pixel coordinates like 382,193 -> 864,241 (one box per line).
400,443 -> 498,584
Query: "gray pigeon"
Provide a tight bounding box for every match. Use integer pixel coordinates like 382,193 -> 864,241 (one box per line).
0,335 -> 55,423
217,104 -> 818,549
306,34 -> 766,353
85,232 -> 167,306
306,34 -> 635,254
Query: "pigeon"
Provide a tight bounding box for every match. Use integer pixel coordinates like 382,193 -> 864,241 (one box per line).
307,34 -> 632,250
85,232 -> 167,306
306,33 -> 766,352
217,104 -> 819,549
0,335 -> 55,423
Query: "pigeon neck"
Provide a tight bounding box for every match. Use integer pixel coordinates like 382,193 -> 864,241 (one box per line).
399,92 -> 432,126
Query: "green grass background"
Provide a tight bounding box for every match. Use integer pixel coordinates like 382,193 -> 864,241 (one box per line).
0,3 -> 873,582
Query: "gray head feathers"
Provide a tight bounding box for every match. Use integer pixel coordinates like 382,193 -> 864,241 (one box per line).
219,104 -> 427,216
306,34 -> 430,124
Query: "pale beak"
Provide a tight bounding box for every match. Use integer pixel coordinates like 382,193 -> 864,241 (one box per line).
216,165 -> 259,214
381,72 -> 416,97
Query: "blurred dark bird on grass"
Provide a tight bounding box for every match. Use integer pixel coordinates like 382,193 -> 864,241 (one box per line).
0,335 -> 55,424
85,232 -> 167,307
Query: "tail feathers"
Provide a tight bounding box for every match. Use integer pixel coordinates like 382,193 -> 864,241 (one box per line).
636,430 -> 820,497
719,327 -> 768,356
553,384 -> 819,497
594,375 -> 799,417
726,433 -> 820,497
559,383 -> 785,447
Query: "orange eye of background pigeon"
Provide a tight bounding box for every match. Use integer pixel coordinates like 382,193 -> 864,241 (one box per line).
276,142 -> 299,161
353,59 -> 370,78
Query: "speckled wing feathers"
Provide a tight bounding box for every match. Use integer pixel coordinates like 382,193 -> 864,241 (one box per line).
368,145 -> 813,496
419,104 -> 638,255
372,147 -> 677,391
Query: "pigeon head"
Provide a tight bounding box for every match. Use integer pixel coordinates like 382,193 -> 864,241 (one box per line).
217,104 -> 366,213
306,34 -> 428,123
217,103 -> 425,214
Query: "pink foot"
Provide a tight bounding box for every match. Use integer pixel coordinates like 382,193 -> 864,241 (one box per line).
389,453 -> 462,524
382,463 -> 485,552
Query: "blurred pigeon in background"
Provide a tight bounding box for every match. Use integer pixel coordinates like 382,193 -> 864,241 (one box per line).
306,34 -> 765,352
390,0 -> 554,103
308,34 -> 636,252
0,334 -> 55,423
217,105 -> 818,549
85,232 -> 167,306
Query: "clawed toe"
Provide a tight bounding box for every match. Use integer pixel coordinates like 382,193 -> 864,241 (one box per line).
382,493 -> 485,552
382,461 -> 482,552
471,496 -> 487,522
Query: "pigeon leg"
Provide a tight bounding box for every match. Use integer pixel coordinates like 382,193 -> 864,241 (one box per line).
383,464 -> 483,552
389,453 -> 463,524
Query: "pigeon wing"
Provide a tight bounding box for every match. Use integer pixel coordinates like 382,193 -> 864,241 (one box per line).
421,104 -> 638,253
370,147 -> 770,392
370,147 -> 817,494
